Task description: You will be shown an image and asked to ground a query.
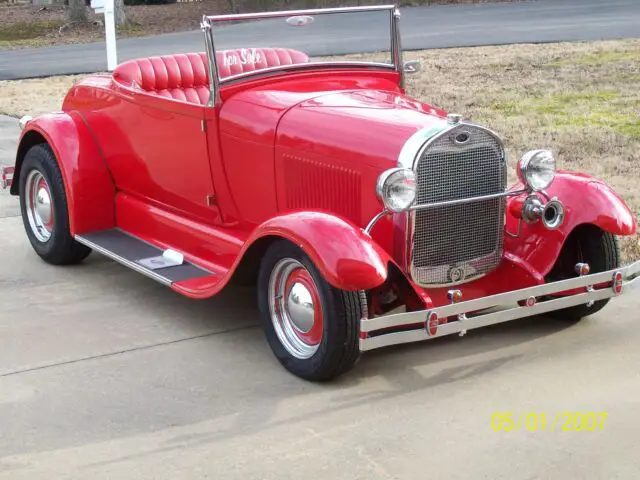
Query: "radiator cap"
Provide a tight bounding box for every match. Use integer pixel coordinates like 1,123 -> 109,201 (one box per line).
447,113 -> 463,125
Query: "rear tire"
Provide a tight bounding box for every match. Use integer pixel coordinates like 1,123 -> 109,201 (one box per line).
545,226 -> 619,321
19,144 -> 91,265
257,240 -> 366,381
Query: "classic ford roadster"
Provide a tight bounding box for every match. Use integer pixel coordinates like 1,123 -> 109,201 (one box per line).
2,5 -> 638,380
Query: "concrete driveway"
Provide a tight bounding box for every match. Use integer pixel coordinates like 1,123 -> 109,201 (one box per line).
1,115 -> 640,478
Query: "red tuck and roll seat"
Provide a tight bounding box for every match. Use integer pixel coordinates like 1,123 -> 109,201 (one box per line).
113,48 -> 309,105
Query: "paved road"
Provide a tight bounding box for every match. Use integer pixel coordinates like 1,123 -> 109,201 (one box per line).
1,0 -> 640,80
1,117 -> 640,478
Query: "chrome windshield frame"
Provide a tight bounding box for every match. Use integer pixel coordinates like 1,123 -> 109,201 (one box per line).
201,4 -> 402,106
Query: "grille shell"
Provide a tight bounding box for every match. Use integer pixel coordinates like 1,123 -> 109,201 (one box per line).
409,124 -> 507,286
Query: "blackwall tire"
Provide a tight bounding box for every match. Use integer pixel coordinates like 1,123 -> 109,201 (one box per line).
258,240 -> 366,381
545,226 -> 620,322
19,144 -> 91,265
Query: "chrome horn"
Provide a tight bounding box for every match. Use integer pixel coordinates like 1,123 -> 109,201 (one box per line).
541,199 -> 565,230
521,195 -> 565,230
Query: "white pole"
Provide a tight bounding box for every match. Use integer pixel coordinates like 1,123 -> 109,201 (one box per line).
103,0 -> 117,71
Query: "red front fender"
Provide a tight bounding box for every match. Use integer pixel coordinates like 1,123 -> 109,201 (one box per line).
505,172 -> 636,276
12,112 -> 115,235
249,211 -> 390,291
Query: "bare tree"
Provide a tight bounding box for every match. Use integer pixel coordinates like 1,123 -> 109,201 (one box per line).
114,0 -> 127,26
67,0 -> 88,24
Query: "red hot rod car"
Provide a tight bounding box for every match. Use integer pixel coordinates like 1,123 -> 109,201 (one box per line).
2,5 -> 639,381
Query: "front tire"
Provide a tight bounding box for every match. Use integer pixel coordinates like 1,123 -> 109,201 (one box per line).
19,144 -> 91,265
545,226 -> 620,321
258,240 -> 366,381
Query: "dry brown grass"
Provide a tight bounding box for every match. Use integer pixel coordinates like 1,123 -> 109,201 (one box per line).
0,75 -> 86,116
0,38 -> 638,260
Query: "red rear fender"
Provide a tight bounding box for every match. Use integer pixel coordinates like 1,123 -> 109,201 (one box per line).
12,112 -> 115,234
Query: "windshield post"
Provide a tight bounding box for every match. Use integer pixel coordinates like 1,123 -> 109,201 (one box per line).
201,15 -> 220,107
391,7 -> 404,88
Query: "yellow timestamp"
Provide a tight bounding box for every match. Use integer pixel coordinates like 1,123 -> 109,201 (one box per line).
491,412 -> 608,432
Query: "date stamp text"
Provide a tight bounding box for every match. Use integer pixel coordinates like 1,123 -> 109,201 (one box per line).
491,412 -> 608,432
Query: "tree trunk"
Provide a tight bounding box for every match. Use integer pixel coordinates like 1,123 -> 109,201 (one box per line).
114,0 -> 127,27
67,0 -> 88,24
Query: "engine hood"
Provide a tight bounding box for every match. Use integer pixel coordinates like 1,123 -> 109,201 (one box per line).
276,89 -> 450,168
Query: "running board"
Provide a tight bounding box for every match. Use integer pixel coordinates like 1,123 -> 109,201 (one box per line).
75,229 -> 214,286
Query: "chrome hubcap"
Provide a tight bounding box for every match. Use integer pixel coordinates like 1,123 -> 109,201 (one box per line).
268,258 -> 323,360
25,170 -> 54,242
287,282 -> 315,333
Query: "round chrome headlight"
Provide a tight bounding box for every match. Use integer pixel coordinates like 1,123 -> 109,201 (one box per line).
518,149 -> 556,191
376,168 -> 417,213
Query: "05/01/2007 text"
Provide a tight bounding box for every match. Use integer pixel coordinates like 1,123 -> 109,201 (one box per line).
491,412 -> 608,432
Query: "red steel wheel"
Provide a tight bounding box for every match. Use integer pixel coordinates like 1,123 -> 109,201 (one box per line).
18,144 -> 91,265
258,240 -> 366,381
269,258 -> 324,359
24,170 -> 54,243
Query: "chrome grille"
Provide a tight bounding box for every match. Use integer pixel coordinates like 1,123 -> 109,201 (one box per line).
410,124 -> 506,286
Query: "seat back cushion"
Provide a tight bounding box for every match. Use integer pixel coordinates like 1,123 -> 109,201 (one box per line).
113,48 -> 309,105
217,48 -> 309,79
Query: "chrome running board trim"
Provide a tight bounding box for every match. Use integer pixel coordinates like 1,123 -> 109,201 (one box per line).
76,233 -> 172,286
75,229 -> 214,286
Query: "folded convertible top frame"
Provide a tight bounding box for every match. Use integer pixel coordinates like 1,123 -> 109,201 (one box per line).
360,260 -> 640,351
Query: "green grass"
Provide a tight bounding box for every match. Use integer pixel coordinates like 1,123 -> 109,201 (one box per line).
491,90 -> 639,137
0,19 -> 148,48
551,110 -> 640,137
547,49 -> 640,67
0,20 -> 63,42
116,21 -> 147,37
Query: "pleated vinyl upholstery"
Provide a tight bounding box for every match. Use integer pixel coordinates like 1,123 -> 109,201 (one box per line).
113,49 -> 309,105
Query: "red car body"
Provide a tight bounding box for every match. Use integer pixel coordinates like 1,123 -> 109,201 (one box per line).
4,6 -> 638,380
13,66 -> 635,300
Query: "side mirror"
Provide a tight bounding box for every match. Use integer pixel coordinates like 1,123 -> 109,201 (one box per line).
403,60 -> 421,74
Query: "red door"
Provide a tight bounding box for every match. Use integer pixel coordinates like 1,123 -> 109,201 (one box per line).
90,91 -> 221,224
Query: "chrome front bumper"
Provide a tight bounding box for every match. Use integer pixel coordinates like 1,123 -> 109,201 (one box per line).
360,260 -> 640,351
1,166 -> 14,189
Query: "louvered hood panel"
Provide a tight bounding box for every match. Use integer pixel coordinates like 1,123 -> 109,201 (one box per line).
275,90 -> 448,228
